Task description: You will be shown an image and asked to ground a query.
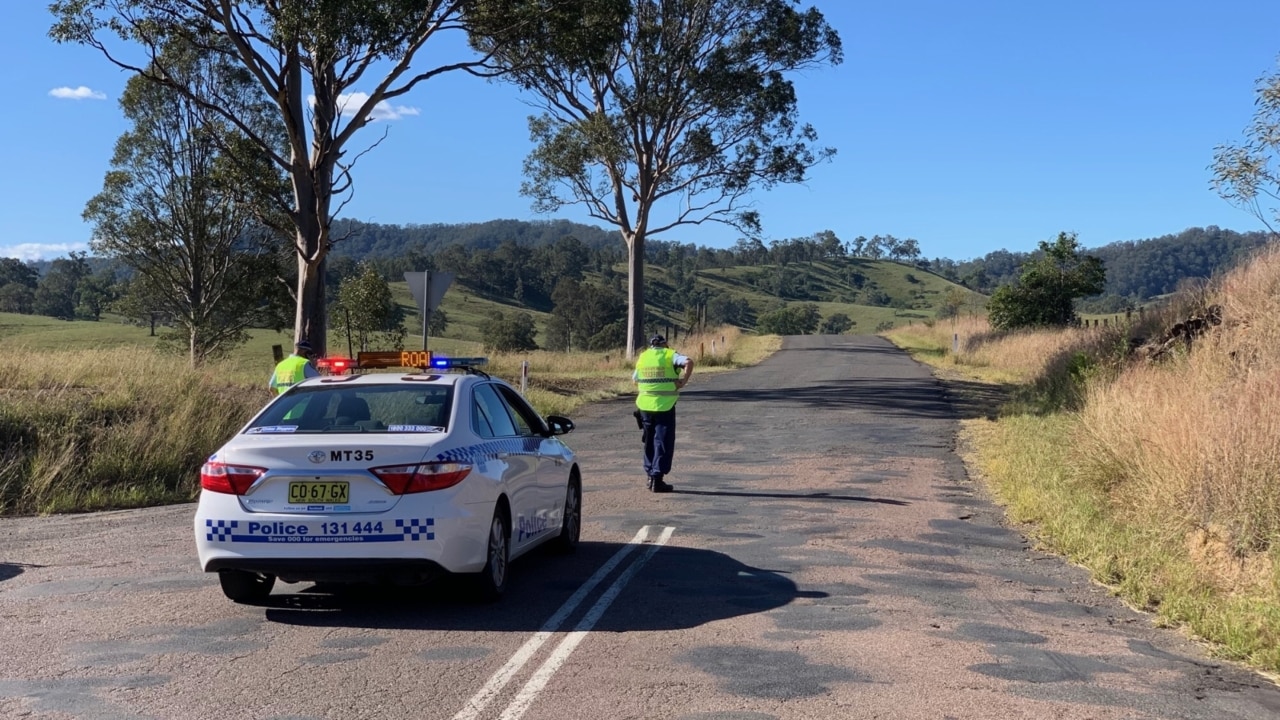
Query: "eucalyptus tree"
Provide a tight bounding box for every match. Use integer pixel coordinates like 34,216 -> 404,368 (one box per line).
32,253 -> 93,320
472,0 -> 842,357
82,42 -> 290,366
52,0 -> 534,355
332,264 -> 407,353
0,260 -> 38,314
1213,63 -> 1280,233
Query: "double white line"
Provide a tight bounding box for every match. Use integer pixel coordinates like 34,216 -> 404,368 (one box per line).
452,525 -> 676,720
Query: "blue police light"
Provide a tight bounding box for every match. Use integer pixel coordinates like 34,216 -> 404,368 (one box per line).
430,356 -> 489,370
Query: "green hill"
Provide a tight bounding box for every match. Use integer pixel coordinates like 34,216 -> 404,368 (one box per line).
1,256 -> 978,358
387,256 -> 983,347
0,253 -> 980,368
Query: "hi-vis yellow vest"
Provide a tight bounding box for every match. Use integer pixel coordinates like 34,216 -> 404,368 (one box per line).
271,355 -> 310,394
635,348 -> 679,412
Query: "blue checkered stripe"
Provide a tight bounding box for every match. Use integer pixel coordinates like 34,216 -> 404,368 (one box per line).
205,519 -> 238,542
396,518 -> 435,541
433,438 -> 540,464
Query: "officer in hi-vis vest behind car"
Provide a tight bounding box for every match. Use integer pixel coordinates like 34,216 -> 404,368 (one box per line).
269,340 -> 319,394
633,334 -> 694,493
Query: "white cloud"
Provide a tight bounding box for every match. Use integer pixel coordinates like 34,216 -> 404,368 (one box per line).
49,86 -> 107,101
308,91 -> 420,121
1,243 -> 88,262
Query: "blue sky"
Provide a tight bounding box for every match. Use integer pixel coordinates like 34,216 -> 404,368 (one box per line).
3,1 -> 1280,263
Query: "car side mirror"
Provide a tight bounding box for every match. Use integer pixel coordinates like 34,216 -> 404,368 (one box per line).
545,415 -> 574,436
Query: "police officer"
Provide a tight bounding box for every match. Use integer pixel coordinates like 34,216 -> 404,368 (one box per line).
269,340 -> 319,394
634,334 -> 694,493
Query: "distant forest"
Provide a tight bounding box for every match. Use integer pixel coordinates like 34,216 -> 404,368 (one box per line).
927,225 -> 1272,312
325,220 -> 1273,313
5,221 -> 1273,323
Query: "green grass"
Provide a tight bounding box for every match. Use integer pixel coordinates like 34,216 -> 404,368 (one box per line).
0,313 -> 165,348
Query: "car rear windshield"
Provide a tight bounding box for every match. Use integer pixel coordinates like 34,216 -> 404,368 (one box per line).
245,385 -> 454,434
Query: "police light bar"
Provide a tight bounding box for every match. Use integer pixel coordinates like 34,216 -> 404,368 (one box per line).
315,356 -> 355,375
351,351 -> 489,372
431,356 -> 488,370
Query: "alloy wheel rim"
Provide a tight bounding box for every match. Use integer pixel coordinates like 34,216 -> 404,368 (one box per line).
489,518 -> 507,586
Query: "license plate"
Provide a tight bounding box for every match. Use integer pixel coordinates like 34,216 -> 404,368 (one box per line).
288,481 -> 349,504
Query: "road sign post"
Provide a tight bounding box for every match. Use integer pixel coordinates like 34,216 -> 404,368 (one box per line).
405,271 -> 455,351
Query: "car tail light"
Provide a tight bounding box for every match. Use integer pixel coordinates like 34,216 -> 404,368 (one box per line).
370,462 -> 472,494
200,462 -> 267,495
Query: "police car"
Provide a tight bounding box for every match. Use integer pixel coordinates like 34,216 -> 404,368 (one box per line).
194,352 -> 581,603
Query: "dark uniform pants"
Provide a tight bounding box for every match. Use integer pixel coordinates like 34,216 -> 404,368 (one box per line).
640,408 -> 677,477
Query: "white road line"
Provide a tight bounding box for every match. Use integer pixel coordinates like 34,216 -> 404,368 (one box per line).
497,526 -> 676,720
450,526 -> 654,720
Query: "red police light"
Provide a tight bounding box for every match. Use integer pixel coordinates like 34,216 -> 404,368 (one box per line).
317,357 -> 355,375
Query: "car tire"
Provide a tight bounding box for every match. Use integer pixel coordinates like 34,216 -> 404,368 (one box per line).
473,509 -> 509,602
550,478 -> 581,554
218,569 -> 275,603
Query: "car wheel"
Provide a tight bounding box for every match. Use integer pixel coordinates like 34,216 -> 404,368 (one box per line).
551,478 -> 581,554
473,509 -> 509,602
218,569 -> 275,603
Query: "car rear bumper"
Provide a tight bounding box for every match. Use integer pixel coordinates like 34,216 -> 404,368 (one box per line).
194,492 -> 490,576
206,557 -> 446,585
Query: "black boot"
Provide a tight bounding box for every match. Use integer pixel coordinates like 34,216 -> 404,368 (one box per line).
650,473 -> 673,493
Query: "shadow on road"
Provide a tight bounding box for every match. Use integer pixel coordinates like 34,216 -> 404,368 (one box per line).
940,378 -> 1015,421
262,541 -> 823,631
688,375 -> 1010,422
673,488 -> 908,506
690,378 -> 947,416
0,562 -> 40,583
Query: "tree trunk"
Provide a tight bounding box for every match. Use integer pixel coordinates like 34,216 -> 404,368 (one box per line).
296,252 -> 327,356
625,231 -> 645,360
291,156 -> 331,356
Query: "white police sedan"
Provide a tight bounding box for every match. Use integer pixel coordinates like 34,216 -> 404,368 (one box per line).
194,355 -> 581,603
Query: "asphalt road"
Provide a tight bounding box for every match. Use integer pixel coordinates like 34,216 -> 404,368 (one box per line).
3,334 -> 1279,720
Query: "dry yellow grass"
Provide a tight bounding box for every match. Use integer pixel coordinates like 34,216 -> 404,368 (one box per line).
1077,245 -> 1280,559
0,347 -> 269,514
888,314 -> 1141,411
886,247 -> 1280,670
0,326 -> 774,515
480,326 -> 770,417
